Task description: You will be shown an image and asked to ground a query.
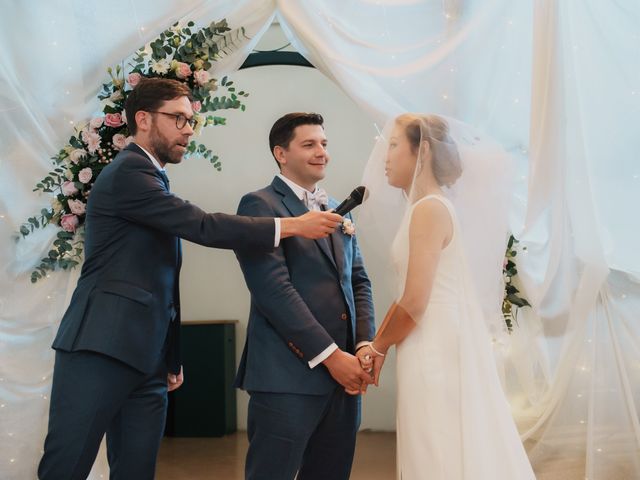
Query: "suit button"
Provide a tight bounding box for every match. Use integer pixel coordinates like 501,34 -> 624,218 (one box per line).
341,313 -> 348,321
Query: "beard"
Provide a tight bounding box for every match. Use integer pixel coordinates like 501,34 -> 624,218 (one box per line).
149,126 -> 185,165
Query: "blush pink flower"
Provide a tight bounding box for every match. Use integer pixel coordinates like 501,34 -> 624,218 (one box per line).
60,214 -> 79,233
112,133 -> 127,150
61,180 -> 79,196
89,117 -> 104,130
81,129 -> 101,153
191,100 -> 202,113
127,72 -> 142,88
175,62 -> 192,79
68,199 -> 86,215
78,167 -> 93,184
193,69 -> 209,86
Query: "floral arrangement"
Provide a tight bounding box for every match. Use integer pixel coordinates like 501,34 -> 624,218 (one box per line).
20,19 -> 250,283
502,234 -> 531,332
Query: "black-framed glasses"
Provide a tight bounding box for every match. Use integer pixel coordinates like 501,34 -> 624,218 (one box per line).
148,111 -> 196,130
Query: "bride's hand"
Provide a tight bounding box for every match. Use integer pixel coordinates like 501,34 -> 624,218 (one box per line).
356,347 -> 374,374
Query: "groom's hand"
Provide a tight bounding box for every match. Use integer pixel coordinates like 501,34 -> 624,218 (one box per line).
323,349 -> 372,395
167,366 -> 184,392
280,211 -> 342,240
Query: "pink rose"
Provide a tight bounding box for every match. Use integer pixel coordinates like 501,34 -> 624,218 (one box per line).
193,70 -> 209,86
61,181 -> 79,196
125,135 -> 134,146
89,117 -> 104,130
128,73 -> 142,88
78,167 -> 93,184
60,214 -> 79,233
104,113 -> 124,128
191,100 -> 202,113
175,62 -> 192,79
68,199 -> 86,215
81,129 -> 101,153
112,133 -> 127,150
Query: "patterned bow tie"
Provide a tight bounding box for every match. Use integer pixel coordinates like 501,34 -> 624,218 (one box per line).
304,188 -> 328,209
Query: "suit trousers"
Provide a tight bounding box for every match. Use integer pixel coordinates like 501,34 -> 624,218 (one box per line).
245,386 -> 361,480
38,350 -> 168,480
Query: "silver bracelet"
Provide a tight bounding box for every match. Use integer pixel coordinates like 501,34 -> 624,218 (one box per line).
369,343 -> 386,357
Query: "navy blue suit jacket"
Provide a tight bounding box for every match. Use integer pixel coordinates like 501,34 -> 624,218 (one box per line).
52,144 -> 275,374
234,176 -> 375,395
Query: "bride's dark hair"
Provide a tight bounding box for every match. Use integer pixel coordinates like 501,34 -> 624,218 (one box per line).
396,114 -> 462,187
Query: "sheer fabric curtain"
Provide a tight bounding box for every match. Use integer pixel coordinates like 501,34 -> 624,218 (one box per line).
1,1 -> 639,479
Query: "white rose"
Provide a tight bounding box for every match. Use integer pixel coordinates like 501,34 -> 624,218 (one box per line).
50,197 -> 63,215
110,90 -> 124,102
69,149 -> 87,164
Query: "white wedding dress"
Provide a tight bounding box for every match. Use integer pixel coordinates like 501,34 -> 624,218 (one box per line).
392,195 -> 536,480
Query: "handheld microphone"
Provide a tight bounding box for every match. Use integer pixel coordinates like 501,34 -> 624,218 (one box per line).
334,186 -> 367,216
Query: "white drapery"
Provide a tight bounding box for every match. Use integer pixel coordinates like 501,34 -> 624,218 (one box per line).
1,1 -> 638,479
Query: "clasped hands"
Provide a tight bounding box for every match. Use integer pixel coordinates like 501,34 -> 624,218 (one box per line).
323,344 -> 387,396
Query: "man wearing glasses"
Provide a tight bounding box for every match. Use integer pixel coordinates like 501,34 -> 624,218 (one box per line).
38,78 -> 342,480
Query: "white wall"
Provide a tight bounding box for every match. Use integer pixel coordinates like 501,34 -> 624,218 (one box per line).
167,24 -> 397,431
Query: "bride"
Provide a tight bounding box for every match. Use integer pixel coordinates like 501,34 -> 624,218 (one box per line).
357,114 -> 536,479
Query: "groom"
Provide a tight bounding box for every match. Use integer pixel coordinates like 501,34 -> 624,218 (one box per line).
234,112 -> 375,480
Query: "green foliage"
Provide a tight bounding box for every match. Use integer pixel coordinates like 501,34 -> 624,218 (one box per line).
502,235 -> 532,332
21,18 -> 251,282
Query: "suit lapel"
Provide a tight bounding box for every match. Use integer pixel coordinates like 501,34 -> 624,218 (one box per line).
272,177 -> 338,271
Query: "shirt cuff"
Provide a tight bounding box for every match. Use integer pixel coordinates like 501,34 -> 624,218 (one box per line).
274,218 -> 281,248
308,343 -> 338,369
355,341 -> 372,352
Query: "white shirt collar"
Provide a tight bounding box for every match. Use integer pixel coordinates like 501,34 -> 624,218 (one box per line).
135,143 -> 165,172
277,174 -> 319,201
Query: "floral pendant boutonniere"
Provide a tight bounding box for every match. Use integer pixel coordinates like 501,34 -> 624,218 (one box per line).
341,218 -> 356,236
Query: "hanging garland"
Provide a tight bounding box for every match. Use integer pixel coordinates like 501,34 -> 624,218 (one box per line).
502,234 -> 531,331
20,19 -> 250,283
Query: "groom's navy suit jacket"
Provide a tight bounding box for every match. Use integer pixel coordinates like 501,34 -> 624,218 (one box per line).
234,176 -> 375,394
52,143 -> 275,374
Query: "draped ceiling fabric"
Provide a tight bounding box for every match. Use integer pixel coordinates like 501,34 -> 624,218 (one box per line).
1,1 -> 638,479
